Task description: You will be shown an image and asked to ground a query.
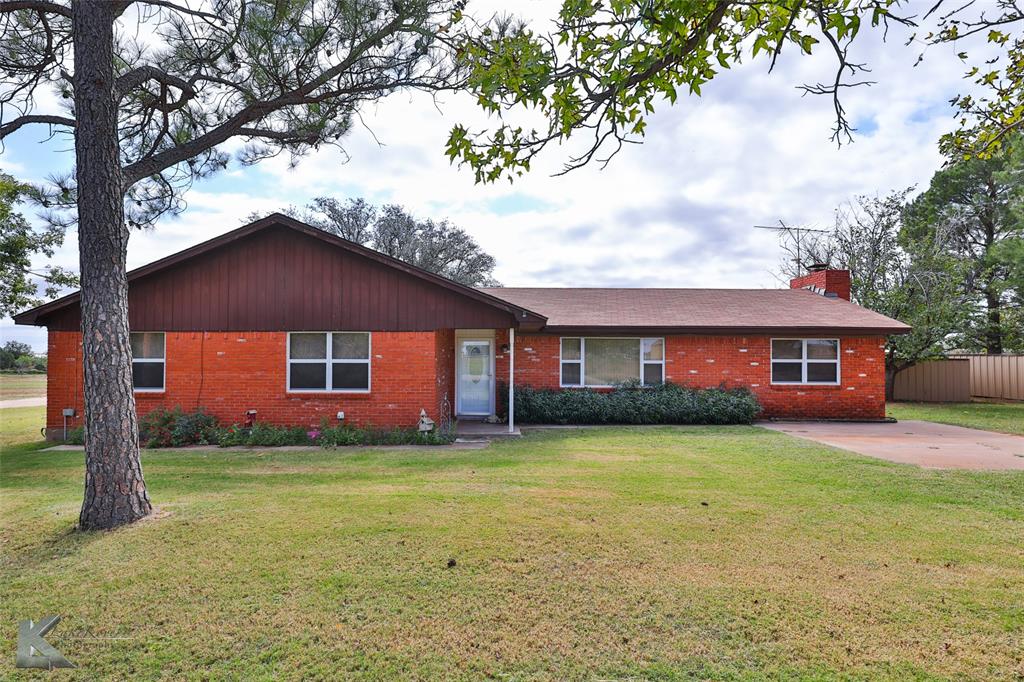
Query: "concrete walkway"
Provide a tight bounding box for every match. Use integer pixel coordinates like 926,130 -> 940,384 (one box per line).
455,420 -> 521,438
763,420 -> 1024,470
0,397 -> 45,409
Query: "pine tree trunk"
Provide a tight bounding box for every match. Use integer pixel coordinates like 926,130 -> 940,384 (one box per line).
73,1 -> 152,530
984,289 -> 1003,354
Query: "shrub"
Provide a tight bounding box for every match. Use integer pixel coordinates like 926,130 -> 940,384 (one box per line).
171,409 -> 219,446
316,423 -> 455,448
66,426 -> 85,444
214,425 -> 247,447
139,407 -> 220,448
138,408 -> 176,448
214,423 -> 313,447
499,381 -> 761,425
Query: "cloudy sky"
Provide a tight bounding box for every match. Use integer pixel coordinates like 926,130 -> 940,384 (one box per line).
2,1 -> 987,351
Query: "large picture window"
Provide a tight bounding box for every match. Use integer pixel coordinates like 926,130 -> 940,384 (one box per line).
770,339 -> 840,385
288,332 -> 371,392
130,332 -> 165,391
560,337 -> 664,387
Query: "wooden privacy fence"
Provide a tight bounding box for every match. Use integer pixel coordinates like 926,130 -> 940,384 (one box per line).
893,355 -> 1024,402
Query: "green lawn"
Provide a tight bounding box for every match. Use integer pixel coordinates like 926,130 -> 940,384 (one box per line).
1,419 -> 1022,680
0,371 -> 46,400
0,405 -> 46,448
888,401 -> 1024,436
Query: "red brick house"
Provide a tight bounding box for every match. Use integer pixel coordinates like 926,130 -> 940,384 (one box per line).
15,214 -> 910,438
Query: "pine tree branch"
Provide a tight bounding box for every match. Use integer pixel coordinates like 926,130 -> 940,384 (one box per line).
114,65 -> 196,104
0,113 -> 75,139
0,0 -> 71,18
122,12 -> 409,185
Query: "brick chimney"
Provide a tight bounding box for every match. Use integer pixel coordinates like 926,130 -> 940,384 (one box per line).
789,266 -> 851,301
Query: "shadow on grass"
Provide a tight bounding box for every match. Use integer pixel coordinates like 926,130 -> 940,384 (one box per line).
1,522 -> 108,573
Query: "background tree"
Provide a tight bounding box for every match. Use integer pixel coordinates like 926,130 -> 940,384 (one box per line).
0,337 -> 38,368
0,172 -> 77,317
778,190 -> 967,399
285,198 -> 499,286
902,145 -> 1024,353
991,237 -> 1024,350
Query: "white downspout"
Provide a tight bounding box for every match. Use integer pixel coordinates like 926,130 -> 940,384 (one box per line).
508,327 -> 515,434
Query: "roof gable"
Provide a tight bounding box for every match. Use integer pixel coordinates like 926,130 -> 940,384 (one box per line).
15,214 -> 546,331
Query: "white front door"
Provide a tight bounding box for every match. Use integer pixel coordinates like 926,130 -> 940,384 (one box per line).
457,340 -> 493,415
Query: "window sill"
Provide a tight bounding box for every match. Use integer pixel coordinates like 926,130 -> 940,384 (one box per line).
286,391 -> 371,399
768,383 -> 842,390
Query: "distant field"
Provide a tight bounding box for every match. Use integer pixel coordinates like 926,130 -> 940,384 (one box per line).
0,373 -> 46,401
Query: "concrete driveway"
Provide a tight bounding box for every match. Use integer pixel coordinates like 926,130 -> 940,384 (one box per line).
763,420 -> 1024,470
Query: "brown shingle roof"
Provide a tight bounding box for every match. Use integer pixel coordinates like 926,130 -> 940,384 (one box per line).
478,287 -> 910,335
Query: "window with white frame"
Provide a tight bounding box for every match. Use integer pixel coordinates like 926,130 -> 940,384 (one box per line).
130,332 -> 165,391
288,332 -> 371,392
770,339 -> 840,384
560,337 -> 664,387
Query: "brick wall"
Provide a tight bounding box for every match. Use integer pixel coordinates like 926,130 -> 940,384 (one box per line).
434,328 -> 455,426
497,333 -> 887,420
46,328 -> 889,437
46,330 -> 448,436
789,269 -> 852,301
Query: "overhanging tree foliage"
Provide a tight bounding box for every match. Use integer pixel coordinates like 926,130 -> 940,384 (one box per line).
286,197 -> 499,286
929,0 -> 1024,158
447,0 -> 1024,182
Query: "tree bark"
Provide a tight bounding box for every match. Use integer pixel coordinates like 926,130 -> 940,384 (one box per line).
980,178 -> 1003,354
884,363 -> 902,402
73,1 -> 152,530
984,288 -> 1003,354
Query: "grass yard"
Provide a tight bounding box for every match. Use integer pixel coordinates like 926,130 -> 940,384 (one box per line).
0,372 -> 46,400
888,401 -> 1024,436
1,419 -> 1022,680
0,405 -> 46,448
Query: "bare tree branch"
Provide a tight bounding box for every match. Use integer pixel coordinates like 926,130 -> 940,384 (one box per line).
114,64 -> 196,102
0,113 -> 74,139
133,0 -> 222,23
0,0 -> 71,18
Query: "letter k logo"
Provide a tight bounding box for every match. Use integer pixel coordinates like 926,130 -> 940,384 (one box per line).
16,616 -> 75,669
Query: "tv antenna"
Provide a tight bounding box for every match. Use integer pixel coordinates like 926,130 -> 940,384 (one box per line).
754,220 -> 829,271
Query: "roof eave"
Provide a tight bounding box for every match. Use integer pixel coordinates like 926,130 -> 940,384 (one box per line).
536,325 -> 912,336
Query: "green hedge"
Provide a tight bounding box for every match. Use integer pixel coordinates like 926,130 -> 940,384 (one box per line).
499,381 -> 761,425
